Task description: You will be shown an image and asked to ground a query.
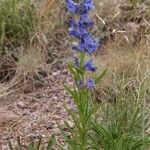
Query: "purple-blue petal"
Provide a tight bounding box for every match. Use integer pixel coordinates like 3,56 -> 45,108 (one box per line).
68,19 -> 87,38
77,0 -> 95,15
79,33 -> 99,54
77,80 -> 84,88
86,78 -> 95,89
84,60 -> 97,72
65,0 -> 95,15
65,0 -> 78,13
79,15 -> 94,29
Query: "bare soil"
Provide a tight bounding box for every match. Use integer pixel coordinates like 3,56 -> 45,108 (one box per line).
0,67 -> 74,149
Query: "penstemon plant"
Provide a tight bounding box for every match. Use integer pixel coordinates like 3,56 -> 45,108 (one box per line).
63,1 -> 150,150
63,0 -> 107,149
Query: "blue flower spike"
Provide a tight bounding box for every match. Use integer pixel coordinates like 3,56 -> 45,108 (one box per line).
65,0 -> 99,90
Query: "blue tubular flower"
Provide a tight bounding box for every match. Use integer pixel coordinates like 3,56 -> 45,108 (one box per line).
69,19 -> 87,39
65,0 -> 78,13
84,59 -> 97,72
79,15 -> 94,29
66,0 -> 94,15
77,80 -> 84,88
69,16 -> 93,39
86,79 -> 95,89
65,0 -> 99,90
80,33 -> 99,54
78,0 -> 95,15
73,33 -> 99,54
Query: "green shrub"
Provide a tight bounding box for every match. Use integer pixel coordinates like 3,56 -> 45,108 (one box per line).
60,66 -> 150,150
0,0 -> 37,54
89,75 -> 150,150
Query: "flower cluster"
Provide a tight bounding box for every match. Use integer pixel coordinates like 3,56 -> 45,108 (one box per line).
65,0 -> 99,89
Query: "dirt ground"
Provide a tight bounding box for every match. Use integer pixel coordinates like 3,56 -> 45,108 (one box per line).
0,66 -> 74,149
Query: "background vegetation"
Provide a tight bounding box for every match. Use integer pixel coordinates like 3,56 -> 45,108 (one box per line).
0,0 -> 150,149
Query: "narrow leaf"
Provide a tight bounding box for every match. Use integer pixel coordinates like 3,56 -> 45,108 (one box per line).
95,69 -> 107,84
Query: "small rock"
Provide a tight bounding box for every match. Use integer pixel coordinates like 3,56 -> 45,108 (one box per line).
17,101 -> 25,109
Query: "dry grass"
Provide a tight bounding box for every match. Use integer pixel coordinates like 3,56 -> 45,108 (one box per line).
0,0 -> 150,96
16,48 -> 45,77
40,0 -> 55,16
92,37 -> 150,111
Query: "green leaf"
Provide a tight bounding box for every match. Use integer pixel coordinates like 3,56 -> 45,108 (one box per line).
115,135 -> 132,150
131,138 -> 150,150
130,107 -> 140,131
65,107 -> 82,134
75,67 -> 84,75
47,135 -> 56,150
67,62 -> 81,81
28,138 -> 35,150
86,105 -> 100,124
64,85 -> 79,104
95,69 -> 107,84
92,122 -> 115,148
67,63 -> 77,75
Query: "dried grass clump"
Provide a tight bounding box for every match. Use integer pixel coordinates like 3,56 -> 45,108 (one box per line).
93,38 -> 150,104
93,0 -> 150,44
16,48 -> 45,77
